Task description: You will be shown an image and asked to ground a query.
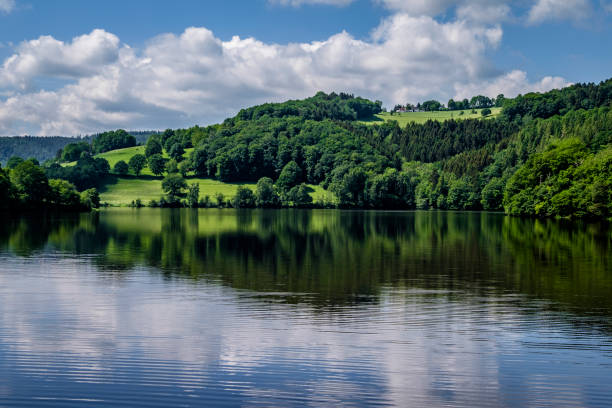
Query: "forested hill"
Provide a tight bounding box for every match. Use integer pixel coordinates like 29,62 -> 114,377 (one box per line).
3,82 -> 611,218
0,136 -> 80,165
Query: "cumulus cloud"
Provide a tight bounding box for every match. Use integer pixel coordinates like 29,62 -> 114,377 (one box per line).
0,29 -> 120,89
453,70 -> 571,100
0,15 -> 569,136
527,0 -> 593,24
0,0 -> 15,13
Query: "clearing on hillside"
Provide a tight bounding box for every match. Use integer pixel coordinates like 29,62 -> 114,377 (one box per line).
360,107 -> 502,127
99,177 -> 332,206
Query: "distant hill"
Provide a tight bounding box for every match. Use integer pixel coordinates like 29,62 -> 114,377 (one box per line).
0,131 -> 159,165
0,136 -> 82,165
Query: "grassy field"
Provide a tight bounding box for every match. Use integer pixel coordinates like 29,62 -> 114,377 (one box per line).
99,176 -> 333,206
360,107 -> 502,127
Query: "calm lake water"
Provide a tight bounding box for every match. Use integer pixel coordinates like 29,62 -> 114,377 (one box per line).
0,209 -> 611,407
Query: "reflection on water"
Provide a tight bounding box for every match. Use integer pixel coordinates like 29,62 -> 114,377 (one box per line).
0,209 -> 611,407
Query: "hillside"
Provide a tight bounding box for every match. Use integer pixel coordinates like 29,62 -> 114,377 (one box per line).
3,84 -> 611,218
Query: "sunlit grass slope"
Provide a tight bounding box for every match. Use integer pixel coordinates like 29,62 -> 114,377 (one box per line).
99,177 -> 333,206
360,107 -> 502,127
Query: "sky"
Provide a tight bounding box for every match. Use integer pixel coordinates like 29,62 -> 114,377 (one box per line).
0,0 -> 611,136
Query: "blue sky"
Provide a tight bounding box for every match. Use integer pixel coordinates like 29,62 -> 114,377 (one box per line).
0,0 -> 611,135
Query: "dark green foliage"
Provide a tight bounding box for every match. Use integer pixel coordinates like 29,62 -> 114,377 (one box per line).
366,168 -> 416,209
255,177 -> 280,207
46,155 -> 110,190
178,161 -> 191,177
276,161 -> 302,191
114,160 -> 129,175
145,136 -> 163,157
237,91 -> 382,122
504,139 -> 612,218
232,186 -> 256,208
191,147 -> 208,177
6,156 -> 24,169
48,179 -> 82,209
186,183 -> 199,208
0,166 -> 15,209
286,184 -> 313,207
503,78 -> 612,120
421,100 -> 442,111
393,118 -> 517,163
168,143 -> 185,161
165,159 -> 178,174
92,130 -> 136,154
128,154 -> 147,176
481,108 -> 492,117
61,142 -> 91,162
80,188 -> 101,209
147,154 -> 166,176
10,160 -> 50,205
162,174 -> 187,204
480,177 -> 504,210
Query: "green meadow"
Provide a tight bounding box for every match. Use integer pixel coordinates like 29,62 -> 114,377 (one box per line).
99,176 -> 332,206
360,107 -> 502,127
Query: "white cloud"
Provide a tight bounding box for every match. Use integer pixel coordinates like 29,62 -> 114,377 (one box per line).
0,29 -> 120,90
0,15 -> 568,136
0,0 -> 15,13
527,0 -> 593,24
453,70 -> 571,100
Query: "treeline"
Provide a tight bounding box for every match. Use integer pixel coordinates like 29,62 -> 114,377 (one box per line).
392,94 -> 502,112
0,159 -> 100,211
236,91 -> 382,121
502,78 -> 612,120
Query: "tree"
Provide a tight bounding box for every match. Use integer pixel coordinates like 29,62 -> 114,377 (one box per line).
48,179 -> 81,209
481,108 -> 492,117
287,183 -> 312,207
162,173 -> 187,204
168,143 -> 185,162
178,160 -> 191,177
6,156 -> 24,169
81,188 -> 101,209
0,167 -> 15,209
128,154 -> 147,176
92,130 -> 136,154
10,160 -> 49,205
165,159 -> 179,174
61,142 -> 90,162
255,177 -> 279,207
276,161 -> 302,190
114,160 -> 129,175
421,100 -> 442,111
191,147 -> 209,177
148,154 -> 166,176
145,137 -> 163,157
231,186 -> 256,208
186,183 -> 200,208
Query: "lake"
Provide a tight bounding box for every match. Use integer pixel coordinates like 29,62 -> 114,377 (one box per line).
0,209 -> 611,407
